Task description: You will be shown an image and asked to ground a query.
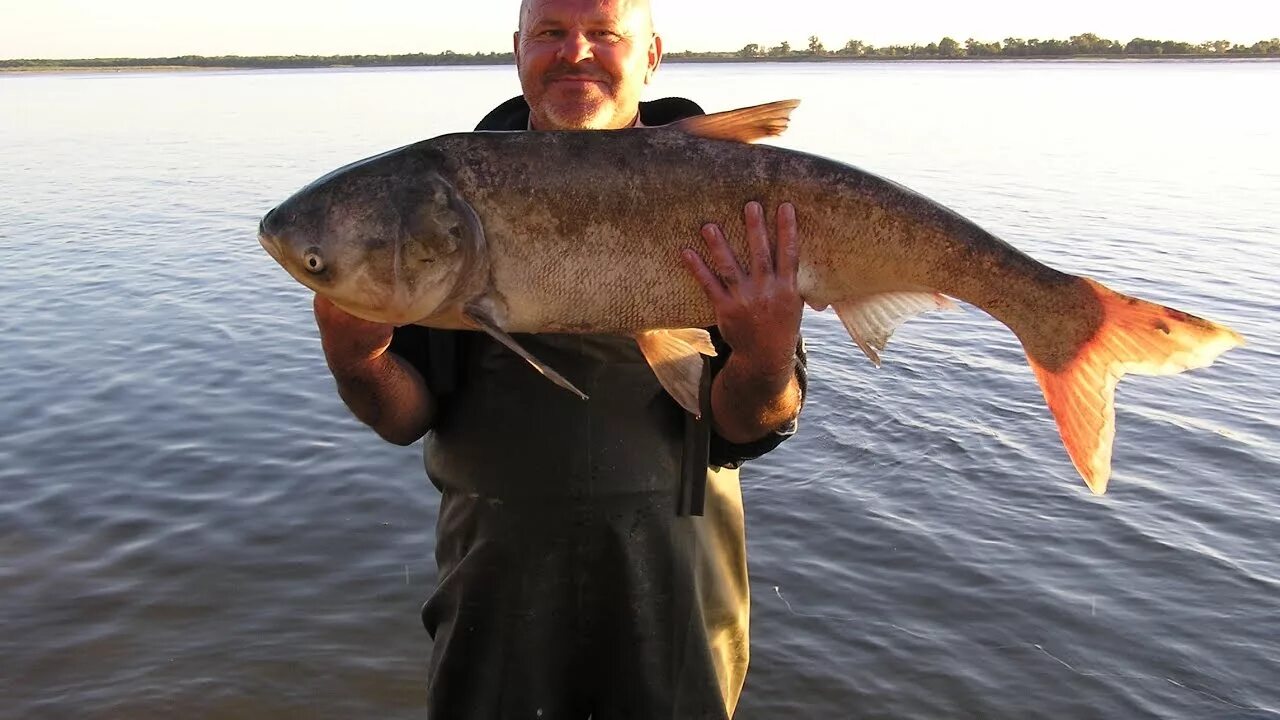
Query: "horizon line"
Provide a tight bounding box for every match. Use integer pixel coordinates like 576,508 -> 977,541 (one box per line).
5,32 -> 1279,63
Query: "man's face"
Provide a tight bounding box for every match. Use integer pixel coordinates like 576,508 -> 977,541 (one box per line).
515,0 -> 662,130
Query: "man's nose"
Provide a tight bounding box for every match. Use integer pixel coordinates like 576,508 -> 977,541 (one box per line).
556,32 -> 593,64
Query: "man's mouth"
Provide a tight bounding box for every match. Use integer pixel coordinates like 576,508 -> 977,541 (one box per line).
547,75 -> 607,85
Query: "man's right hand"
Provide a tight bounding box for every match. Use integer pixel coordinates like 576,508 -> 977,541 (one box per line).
314,295 -> 394,372
313,295 -> 436,445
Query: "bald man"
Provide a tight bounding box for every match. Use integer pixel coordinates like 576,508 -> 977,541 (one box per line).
313,0 -> 805,717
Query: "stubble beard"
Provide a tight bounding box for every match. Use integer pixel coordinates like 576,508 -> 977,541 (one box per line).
534,86 -> 621,130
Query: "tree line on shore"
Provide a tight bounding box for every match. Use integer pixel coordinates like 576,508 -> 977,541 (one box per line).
3,34 -> 1278,69
722,33 -> 1280,59
0,51 -> 514,69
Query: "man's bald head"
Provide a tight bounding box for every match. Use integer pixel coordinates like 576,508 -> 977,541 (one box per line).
513,0 -> 663,130
518,0 -> 653,36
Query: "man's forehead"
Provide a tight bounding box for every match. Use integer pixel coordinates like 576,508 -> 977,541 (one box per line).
520,0 -> 651,27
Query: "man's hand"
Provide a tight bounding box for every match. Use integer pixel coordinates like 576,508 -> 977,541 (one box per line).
313,295 -> 435,445
682,202 -> 804,443
314,295 -> 394,372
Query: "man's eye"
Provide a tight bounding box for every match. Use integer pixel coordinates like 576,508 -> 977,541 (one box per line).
591,31 -> 622,42
536,29 -> 564,39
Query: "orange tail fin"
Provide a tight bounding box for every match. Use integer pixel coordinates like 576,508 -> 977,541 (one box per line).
1028,278 -> 1244,495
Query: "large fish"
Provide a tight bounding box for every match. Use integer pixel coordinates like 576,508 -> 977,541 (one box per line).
258,100 -> 1244,494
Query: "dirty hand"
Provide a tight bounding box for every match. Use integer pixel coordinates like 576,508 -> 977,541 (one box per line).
682,201 -> 803,374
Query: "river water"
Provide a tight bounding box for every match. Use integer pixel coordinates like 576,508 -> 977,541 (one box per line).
1,60 -> 1277,719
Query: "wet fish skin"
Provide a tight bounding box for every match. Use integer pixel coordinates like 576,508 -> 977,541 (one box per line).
259,101 -> 1244,494
259,147 -> 490,327
262,126 -> 1082,335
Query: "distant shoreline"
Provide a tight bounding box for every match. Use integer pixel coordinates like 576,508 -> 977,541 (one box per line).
4,55 -> 1278,75
1,65 -> 239,74
6,33 -> 1277,73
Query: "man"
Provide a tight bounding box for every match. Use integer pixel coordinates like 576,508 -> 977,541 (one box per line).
313,0 -> 805,716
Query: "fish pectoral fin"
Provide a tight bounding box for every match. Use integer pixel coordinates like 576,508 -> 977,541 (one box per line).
833,291 -> 957,367
635,329 -> 718,417
671,99 -> 801,143
462,304 -> 588,400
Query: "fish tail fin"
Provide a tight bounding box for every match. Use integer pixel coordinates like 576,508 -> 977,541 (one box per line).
1026,277 -> 1243,495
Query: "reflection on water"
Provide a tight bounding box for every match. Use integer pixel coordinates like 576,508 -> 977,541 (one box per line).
1,61 -> 1278,718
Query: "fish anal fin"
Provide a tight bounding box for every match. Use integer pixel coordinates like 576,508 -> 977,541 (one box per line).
833,291 -> 957,367
671,99 -> 801,143
635,328 -> 718,417
1027,277 -> 1244,495
462,301 -> 588,400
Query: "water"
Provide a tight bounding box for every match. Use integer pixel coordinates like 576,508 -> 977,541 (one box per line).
1,61 -> 1277,719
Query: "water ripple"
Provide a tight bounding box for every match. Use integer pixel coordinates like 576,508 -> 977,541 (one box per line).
2,61 -> 1278,719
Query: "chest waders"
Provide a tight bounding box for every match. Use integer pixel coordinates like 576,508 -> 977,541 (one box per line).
420,331 -> 748,719
385,96 -> 803,719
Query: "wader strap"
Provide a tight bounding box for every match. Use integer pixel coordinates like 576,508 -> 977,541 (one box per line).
679,355 -> 712,517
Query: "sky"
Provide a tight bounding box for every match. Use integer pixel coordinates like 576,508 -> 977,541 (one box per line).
2,0 -> 1278,60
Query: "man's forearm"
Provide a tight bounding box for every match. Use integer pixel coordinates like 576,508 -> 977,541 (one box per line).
329,351 -> 436,446
710,352 -> 802,444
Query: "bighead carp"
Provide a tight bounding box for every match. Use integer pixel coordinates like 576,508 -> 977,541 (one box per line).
259,100 -> 1244,494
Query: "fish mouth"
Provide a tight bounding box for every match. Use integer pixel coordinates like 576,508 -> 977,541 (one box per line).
258,228 -> 408,324
257,229 -> 316,293
258,207 -> 285,263
258,230 -> 284,265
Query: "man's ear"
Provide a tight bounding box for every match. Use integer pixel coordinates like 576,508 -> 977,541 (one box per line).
647,33 -> 663,83
513,31 -> 522,66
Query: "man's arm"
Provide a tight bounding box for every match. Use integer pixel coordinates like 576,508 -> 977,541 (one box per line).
710,348 -> 803,445
682,201 -> 804,444
313,295 -> 437,446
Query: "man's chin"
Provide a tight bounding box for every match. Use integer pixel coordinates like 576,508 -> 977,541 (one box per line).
536,99 -> 624,130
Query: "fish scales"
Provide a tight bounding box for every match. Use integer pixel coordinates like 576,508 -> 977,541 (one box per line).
434,128 -> 1065,336
259,100 -> 1244,493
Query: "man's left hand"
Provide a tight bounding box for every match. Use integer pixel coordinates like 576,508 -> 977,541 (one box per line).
682,201 -> 804,443
682,201 -> 803,372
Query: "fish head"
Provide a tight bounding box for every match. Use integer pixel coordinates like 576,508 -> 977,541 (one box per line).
258,145 -> 482,325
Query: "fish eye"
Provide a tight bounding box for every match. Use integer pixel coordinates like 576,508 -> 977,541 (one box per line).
303,248 -> 325,273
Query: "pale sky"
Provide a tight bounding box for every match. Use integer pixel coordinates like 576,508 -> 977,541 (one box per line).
3,0 -> 1277,60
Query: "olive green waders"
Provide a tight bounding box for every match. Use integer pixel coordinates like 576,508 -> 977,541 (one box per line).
419,332 -> 751,719
388,97 -> 803,719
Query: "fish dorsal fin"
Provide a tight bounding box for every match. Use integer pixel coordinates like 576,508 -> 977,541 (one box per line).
635,328 -> 718,417
670,99 -> 801,143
